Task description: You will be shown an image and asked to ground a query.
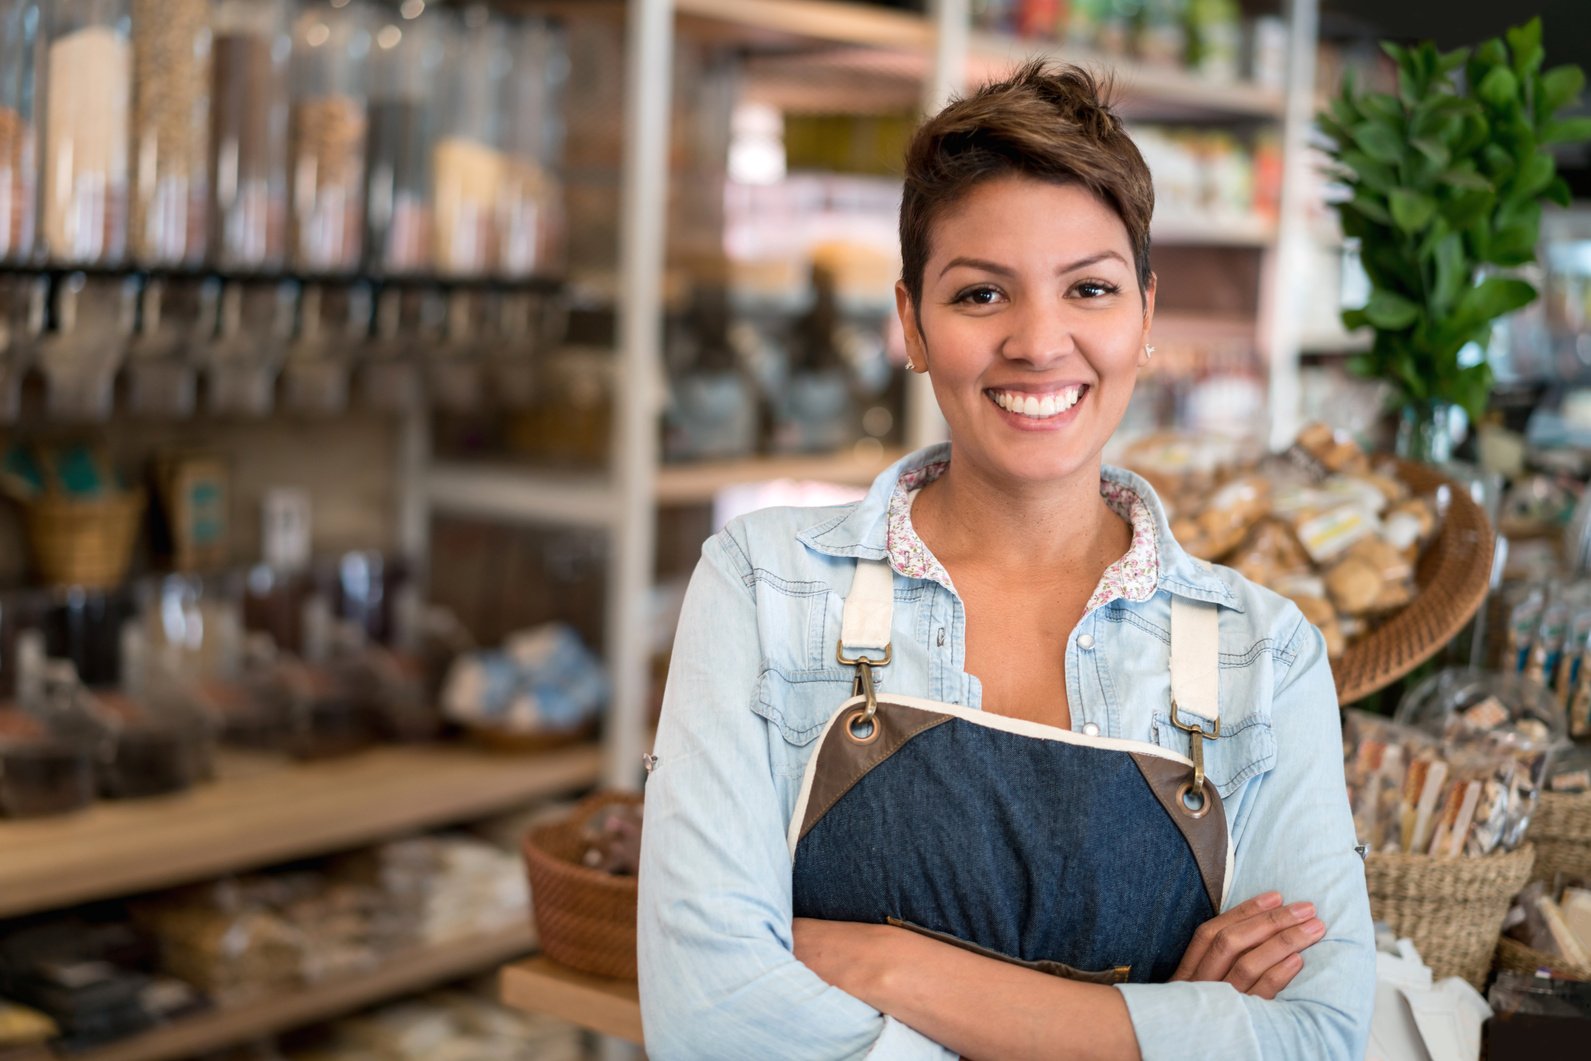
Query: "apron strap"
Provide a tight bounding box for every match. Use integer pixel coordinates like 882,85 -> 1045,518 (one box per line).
840,558 -> 895,655
1170,596 -> 1220,727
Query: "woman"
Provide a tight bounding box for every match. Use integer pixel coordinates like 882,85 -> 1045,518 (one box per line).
638,61 -> 1374,1060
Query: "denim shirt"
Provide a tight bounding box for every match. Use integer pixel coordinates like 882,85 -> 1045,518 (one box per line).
638,444 -> 1375,1060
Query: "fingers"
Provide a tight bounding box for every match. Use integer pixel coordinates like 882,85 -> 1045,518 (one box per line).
1247,952 -> 1305,1001
1186,900 -> 1319,983
1170,892 -> 1282,980
1224,917 -> 1326,994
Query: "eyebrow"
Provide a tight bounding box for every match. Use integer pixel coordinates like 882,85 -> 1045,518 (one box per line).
937,250 -> 1129,280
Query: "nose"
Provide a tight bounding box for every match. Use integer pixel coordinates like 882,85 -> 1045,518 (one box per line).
998,296 -> 1075,367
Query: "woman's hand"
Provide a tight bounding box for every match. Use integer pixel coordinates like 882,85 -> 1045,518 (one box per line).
1170,891 -> 1326,999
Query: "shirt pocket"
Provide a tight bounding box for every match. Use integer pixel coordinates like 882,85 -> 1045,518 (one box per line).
752,666 -> 855,778
1150,708 -> 1277,800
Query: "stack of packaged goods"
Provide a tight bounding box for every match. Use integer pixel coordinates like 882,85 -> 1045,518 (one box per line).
331,836 -> 527,950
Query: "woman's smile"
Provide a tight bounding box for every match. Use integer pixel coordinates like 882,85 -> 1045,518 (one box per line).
986,383 -> 1091,427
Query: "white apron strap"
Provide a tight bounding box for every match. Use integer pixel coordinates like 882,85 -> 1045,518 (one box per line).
1170,596 -> 1221,727
840,558 -> 895,655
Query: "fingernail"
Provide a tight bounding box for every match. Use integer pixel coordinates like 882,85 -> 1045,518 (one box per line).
1304,919 -> 1326,937
1256,892 -> 1283,909
1288,901 -> 1315,919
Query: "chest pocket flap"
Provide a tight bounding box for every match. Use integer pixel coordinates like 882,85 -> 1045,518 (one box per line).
1152,709 -> 1277,800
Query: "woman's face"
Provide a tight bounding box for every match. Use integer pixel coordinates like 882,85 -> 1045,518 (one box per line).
897,174 -> 1155,489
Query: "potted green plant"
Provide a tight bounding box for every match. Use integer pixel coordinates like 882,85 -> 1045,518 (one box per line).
1316,18 -> 1591,461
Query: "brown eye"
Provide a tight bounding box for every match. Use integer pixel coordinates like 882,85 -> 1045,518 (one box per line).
1074,280 -> 1121,299
955,286 -> 1004,306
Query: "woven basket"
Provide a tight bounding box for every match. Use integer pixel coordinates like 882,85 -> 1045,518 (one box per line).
23,491 -> 145,589
1334,460 -> 1494,706
1495,934 -> 1591,982
1530,790 -> 1591,884
1365,844 -> 1535,989
522,791 -> 642,980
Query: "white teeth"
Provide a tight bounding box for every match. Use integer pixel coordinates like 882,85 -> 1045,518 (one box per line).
992,386 -> 1085,419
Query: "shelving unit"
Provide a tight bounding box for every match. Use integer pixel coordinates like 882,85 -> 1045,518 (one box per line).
500,957 -> 643,1045
75,926 -> 538,1061
0,743 -> 602,919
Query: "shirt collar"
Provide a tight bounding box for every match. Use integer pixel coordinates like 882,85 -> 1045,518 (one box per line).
797,443 -> 1240,612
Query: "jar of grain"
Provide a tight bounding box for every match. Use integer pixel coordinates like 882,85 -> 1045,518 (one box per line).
130,0 -> 210,266
41,0 -> 131,266
209,0 -> 291,270
290,1 -> 371,274
494,16 -> 566,280
432,4 -> 506,278
0,0 -> 41,264
364,0 -> 442,276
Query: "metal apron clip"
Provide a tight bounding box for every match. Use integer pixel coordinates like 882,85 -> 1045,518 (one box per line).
1169,595 -> 1221,819
838,558 -> 896,743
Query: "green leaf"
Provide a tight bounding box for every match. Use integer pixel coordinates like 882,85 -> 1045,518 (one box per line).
1478,66 -> 1520,109
1516,152 -> 1556,197
1349,192 -> 1394,226
1545,177 -> 1573,207
1544,116 -> 1591,144
1489,224 -> 1540,265
1364,290 -> 1421,330
1439,166 -> 1492,191
1412,137 -> 1451,168
1362,94 -> 1404,124
1353,121 -> 1405,164
1437,46 -> 1472,76
1481,143 -> 1518,181
1441,188 -> 1495,229
1459,276 -> 1538,325
1540,65 -> 1586,114
1474,38 -> 1508,71
1506,18 -> 1544,77
1341,308 -> 1371,332
1390,189 -> 1438,233
1342,150 -> 1398,192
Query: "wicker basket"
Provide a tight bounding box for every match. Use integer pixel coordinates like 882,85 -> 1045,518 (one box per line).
1495,934 -> 1591,982
23,491 -> 145,589
1334,461 -> 1494,706
1365,844 -> 1535,989
1530,790 -> 1591,884
522,791 -> 642,980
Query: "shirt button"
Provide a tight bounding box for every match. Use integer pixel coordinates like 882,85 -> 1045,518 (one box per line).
1077,634 -> 1095,650
1082,723 -> 1101,736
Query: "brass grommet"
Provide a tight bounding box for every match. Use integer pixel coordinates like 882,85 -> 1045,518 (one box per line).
845,709 -> 881,745
1176,780 -> 1212,819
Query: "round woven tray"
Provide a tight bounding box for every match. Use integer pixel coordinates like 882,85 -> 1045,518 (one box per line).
1530,790 -> 1591,884
522,790 -> 642,980
24,490 -> 145,589
1365,844 -> 1535,989
1334,460 -> 1494,706
1495,934 -> 1591,982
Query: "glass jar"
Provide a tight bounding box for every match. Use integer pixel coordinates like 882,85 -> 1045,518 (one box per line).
431,4 -> 506,278
290,0 -> 370,273
41,0 -> 131,265
0,0 -> 40,263
494,17 -> 565,279
130,0 -> 209,265
209,0 -> 290,270
363,0 -> 441,275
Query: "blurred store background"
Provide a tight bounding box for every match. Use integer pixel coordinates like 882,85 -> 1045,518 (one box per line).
0,1 -> 1589,1059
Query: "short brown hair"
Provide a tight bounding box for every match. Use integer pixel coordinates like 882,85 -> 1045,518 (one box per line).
899,60 -> 1154,313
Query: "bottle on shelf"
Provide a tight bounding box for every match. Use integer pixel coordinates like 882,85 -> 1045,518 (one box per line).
0,0 -> 41,264
206,277 -> 296,415
495,16 -> 566,280
772,265 -> 860,456
291,0 -> 371,274
363,0 -> 442,276
282,280 -> 370,415
0,626 -> 95,818
37,272 -> 138,421
209,0 -> 291,270
125,275 -> 219,417
41,0 -> 132,266
663,284 -> 758,463
130,0 -> 211,266
432,3 -> 507,278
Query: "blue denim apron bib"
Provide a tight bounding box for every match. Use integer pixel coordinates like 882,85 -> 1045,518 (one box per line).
789,559 -> 1232,985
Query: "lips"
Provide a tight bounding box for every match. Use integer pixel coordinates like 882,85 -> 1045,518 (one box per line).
987,384 -> 1089,420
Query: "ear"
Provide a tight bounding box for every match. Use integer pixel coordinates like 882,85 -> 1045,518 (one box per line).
1138,272 -> 1158,367
894,280 -> 927,372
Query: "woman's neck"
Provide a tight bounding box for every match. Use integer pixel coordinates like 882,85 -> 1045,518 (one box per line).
912,457 -> 1128,579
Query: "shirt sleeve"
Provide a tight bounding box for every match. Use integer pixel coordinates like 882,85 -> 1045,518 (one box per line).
1114,615 -> 1377,1061
637,529 -> 956,1061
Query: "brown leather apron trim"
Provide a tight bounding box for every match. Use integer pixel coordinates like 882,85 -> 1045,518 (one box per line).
885,917 -> 1132,984
1129,752 -> 1228,914
797,700 -> 954,846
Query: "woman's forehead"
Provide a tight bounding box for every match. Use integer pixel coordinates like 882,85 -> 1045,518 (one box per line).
927,176 -> 1134,269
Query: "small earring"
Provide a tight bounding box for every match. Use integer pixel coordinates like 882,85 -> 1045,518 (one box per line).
904,354 -> 916,371
1143,344 -> 1155,360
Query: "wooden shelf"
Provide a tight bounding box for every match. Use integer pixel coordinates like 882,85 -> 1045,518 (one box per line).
76,926 -> 538,1061
500,956 -> 643,1045
426,464 -> 619,529
1152,215 -> 1278,247
523,0 -> 932,51
655,447 -> 906,505
0,743 -> 602,919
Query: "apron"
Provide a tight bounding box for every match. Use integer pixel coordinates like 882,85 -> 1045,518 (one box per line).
789,559 -> 1234,985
